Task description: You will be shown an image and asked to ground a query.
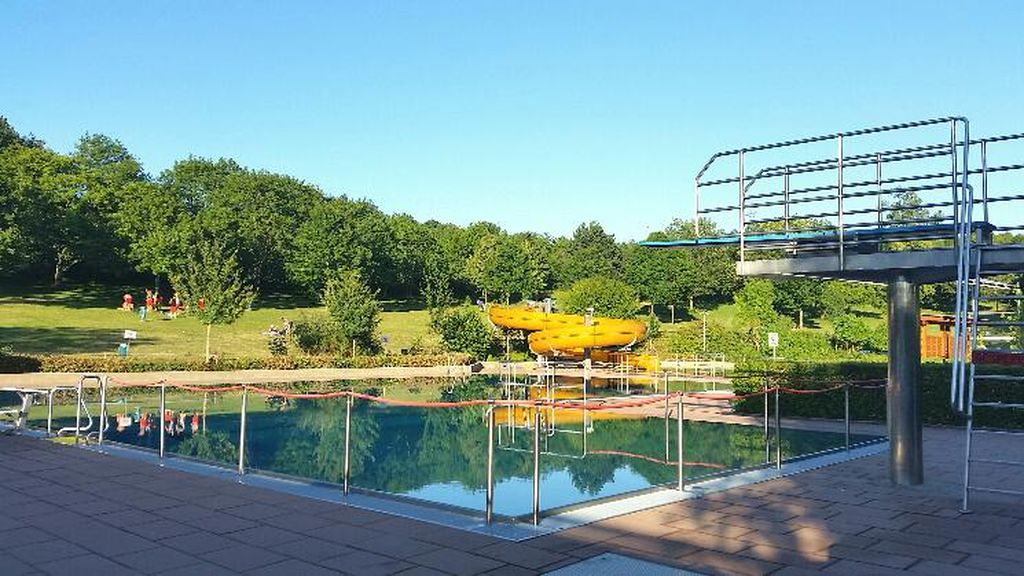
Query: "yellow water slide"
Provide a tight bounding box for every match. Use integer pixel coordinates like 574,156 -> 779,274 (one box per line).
488,306 -> 656,370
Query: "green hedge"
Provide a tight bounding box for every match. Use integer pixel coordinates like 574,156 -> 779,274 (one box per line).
732,361 -> 1024,429
0,353 -> 472,374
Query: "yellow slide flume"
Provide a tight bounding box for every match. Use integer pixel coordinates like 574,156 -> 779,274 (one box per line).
488,306 -> 646,357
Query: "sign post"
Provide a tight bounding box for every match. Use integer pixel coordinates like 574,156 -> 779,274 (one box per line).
767,332 -> 779,360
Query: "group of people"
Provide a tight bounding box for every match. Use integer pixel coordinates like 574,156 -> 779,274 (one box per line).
120,289 -> 204,318
115,408 -> 202,436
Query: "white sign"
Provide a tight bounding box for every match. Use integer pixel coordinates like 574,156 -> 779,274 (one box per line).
767,332 -> 779,348
123,330 -> 138,340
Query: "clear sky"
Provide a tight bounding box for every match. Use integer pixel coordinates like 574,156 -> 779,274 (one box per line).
2,1 -> 1022,241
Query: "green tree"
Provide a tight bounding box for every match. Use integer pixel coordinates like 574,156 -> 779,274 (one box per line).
171,235 -> 257,361
323,270 -> 381,355
288,197 -> 395,296
773,279 -> 825,326
466,233 -> 547,303
551,222 -> 622,288
556,276 -> 640,318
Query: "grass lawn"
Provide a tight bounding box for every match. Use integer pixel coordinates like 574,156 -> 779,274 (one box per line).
0,283 -> 437,358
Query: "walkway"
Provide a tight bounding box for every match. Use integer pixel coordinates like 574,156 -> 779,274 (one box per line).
0,427 -> 1021,575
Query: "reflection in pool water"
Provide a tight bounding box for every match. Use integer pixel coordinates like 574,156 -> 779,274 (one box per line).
36,377 -> 881,518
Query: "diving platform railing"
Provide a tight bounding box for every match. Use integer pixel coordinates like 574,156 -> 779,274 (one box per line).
652,119 -> 1024,268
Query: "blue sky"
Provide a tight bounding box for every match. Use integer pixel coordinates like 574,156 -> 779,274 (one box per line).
2,1 -> 1022,241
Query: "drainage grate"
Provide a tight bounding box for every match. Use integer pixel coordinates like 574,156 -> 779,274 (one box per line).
544,553 -> 706,575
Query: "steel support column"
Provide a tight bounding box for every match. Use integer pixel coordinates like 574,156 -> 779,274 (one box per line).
888,277 -> 923,485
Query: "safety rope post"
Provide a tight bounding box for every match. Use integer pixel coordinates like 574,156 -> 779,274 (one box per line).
97,375 -> 108,450
159,381 -> 166,461
763,379 -> 770,464
677,393 -> 685,491
343,393 -> 352,495
532,402 -> 541,526
844,382 -> 851,451
46,390 -> 54,436
486,400 -> 495,524
237,385 -> 248,478
774,386 -> 782,470
74,376 -> 83,446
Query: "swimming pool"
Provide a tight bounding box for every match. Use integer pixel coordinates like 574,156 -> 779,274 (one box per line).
31,376 -> 882,521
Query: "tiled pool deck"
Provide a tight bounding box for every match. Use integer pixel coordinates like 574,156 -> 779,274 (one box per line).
1,426 -> 1022,576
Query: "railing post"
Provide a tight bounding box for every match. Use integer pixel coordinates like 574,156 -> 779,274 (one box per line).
783,167 -> 791,231
532,403 -> 541,526
343,394 -> 352,495
97,375 -> 107,450
876,153 -> 883,227
74,377 -> 83,446
844,383 -> 851,450
486,400 -> 495,524
159,381 -> 166,461
677,394 -> 685,491
738,151 -> 746,263
837,134 -> 845,269
774,387 -> 782,469
763,379 -> 770,464
46,390 -> 54,436
237,385 -> 248,477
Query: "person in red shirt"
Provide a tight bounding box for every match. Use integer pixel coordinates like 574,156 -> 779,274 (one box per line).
145,289 -> 155,311
121,293 -> 134,311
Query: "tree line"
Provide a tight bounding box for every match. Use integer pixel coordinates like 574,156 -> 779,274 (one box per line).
0,116 -> 739,312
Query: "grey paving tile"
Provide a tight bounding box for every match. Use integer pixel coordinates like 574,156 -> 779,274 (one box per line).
246,559 -> 344,576
200,543 -> 287,572
114,545 -> 204,572
318,549 -> 414,575
37,553 -> 135,576
162,531 -> 239,555
408,548 -> 504,575
8,539 -> 90,563
226,525 -> 305,547
269,537 -> 356,562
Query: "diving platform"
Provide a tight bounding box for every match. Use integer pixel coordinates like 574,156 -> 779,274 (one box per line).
647,117 -> 1024,489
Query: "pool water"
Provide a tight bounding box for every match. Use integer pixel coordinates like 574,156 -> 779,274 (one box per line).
32,378 -> 881,519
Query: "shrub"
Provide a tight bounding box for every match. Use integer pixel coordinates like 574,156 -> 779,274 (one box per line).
267,335 -> 288,356
830,314 -> 887,352
323,271 -> 381,355
731,361 -> 1024,429
0,353 -> 472,373
431,306 -> 496,360
291,315 -> 343,354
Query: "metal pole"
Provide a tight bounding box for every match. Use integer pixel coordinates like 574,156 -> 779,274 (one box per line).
677,394 -> 684,491
486,401 -> 495,524
837,134 -> 845,269
888,277 -> 923,485
237,386 -> 248,477
47,390 -> 54,436
774,386 -> 782,470
738,151 -> 746,263
876,153 -> 883,227
844,383 -> 851,450
159,381 -> 166,460
783,167 -> 791,231
961,364 -> 975,513
981,140 -> 989,226
664,392 -> 670,461
344,394 -> 352,495
97,376 -> 107,450
74,377 -> 83,445
763,379 -> 770,464
532,404 -> 541,525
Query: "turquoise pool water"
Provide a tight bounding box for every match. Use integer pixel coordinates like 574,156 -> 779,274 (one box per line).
31,378 -> 881,519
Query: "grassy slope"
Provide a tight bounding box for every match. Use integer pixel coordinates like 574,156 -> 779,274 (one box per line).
0,284 -> 437,357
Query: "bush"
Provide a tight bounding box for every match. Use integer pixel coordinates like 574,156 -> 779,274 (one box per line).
0,353 -> 472,373
731,361 -> 1024,429
267,335 -> 288,356
830,314 -> 887,352
665,320 -> 759,362
431,306 -> 496,360
323,271 -> 381,355
291,315 -> 343,354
